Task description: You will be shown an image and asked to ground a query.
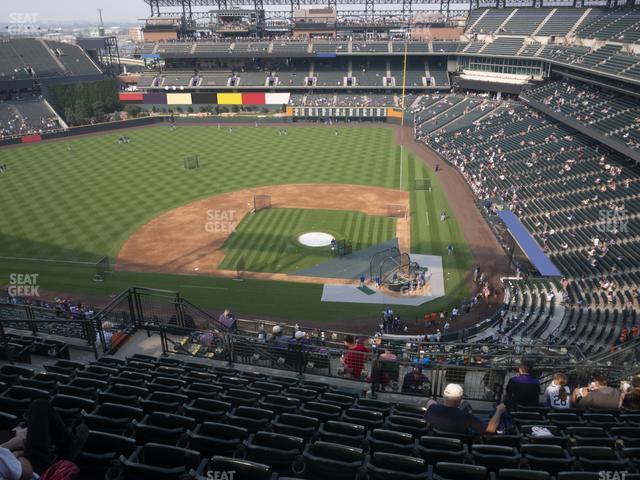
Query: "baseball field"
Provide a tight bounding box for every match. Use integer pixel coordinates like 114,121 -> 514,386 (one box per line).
0,123 -> 474,325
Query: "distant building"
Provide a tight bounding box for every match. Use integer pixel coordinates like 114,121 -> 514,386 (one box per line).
129,26 -> 144,42
88,25 -> 105,37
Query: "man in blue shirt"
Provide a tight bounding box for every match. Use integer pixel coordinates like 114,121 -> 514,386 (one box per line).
426,383 -> 507,435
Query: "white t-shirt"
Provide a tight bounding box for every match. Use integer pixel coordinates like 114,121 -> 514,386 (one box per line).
545,382 -> 571,409
0,447 -> 21,480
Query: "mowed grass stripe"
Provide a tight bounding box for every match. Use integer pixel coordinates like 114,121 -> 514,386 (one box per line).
219,208 -> 396,274
224,208 -> 285,270
251,208 -> 304,272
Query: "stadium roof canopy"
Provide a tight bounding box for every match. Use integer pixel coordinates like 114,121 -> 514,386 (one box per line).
498,209 -> 562,277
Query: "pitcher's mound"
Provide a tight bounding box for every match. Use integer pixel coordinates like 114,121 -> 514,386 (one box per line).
298,232 -> 335,247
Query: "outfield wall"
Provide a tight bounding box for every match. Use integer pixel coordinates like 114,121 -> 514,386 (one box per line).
0,109 -> 399,147
0,117 -> 165,147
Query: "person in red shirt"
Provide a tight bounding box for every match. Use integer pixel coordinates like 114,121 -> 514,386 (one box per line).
343,335 -> 369,379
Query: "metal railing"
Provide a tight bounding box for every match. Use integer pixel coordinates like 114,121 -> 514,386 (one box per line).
152,320 -> 639,402
2,287 -> 638,397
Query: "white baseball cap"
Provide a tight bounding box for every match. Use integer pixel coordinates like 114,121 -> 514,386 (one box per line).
295,331 -> 305,340
443,383 -> 464,399
272,326 -> 282,334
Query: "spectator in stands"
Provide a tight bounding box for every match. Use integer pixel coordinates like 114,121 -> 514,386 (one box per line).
96,321 -> 113,350
293,330 -> 309,345
504,358 -> 540,409
218,308 -> 237,332
343,335 -> 369,379
402,365 -> 430,394
0,399 -> 88,478
199,330 -> 214,349
270,325 -> 287,343
545,372 -> 571,409
572,373 -> 622,410
620,375 -> 640,410
368,348 -> 397,391
426,383 -> 508,435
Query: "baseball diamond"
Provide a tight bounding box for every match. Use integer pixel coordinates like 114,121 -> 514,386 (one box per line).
2,6 -> 640,479
0,124 -> 475,322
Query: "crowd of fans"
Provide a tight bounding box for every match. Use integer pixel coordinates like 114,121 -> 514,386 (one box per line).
533,81 -> 640,151
0,97 -> 61,139
424,359 -> 640,438
0,292 -> 95,320
290,93 -> 397,107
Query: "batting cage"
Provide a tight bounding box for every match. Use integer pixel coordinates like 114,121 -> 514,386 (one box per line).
415,178 -> 432,192
183,155 -> 200,170
370,248 -> 422,286
94,256 -> 113,282
253,195 -> 272,212
386,204 -> 408,219
369,247 -> 400,281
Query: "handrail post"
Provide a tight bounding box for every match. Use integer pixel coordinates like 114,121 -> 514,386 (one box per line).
26,305 -> 37,336
227,333 -> 234,367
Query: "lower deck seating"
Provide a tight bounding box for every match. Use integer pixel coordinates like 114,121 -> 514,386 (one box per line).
422,93 -> 640,321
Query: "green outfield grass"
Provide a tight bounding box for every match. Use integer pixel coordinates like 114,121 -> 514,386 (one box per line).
219,208 -> 396,273
0,124 -> 474,322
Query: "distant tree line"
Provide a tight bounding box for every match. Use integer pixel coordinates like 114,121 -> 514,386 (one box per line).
48,79 -> 120,126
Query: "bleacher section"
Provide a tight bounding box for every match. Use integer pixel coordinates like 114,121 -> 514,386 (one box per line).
501,8 -> 551,36
312,42 -> 348,54
313,59 -> 347,86
537,9 -> 587,36
193,42 -> 233,55
9,39 -> 62,77
575,7 -> 640,43
520,43 -> 542,57
46,40 -> 101,76
272,41 -> 310,54
390,58 -> 425,87
523,79 -> 640,151
431,41 -> 464,53
199,72 -> 231,87
427,58 -> 449,87
353,58 -> 386,87
415,95 -> 486,137
468,8 -> 515,34
0,96 -> 61,139
162,71 -> 197,88
352,42 -> 389,53
481,37 -> 525,56
0,38 -> 100,79
233,42 -> 270,53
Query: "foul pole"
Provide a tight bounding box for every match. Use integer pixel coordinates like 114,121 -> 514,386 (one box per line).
399,39 -> 408,191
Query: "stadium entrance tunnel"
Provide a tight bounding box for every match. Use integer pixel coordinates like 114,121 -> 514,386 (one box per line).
297,232 -> 335,247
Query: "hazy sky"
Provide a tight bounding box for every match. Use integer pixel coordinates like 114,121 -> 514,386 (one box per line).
1,0 -> 150,24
